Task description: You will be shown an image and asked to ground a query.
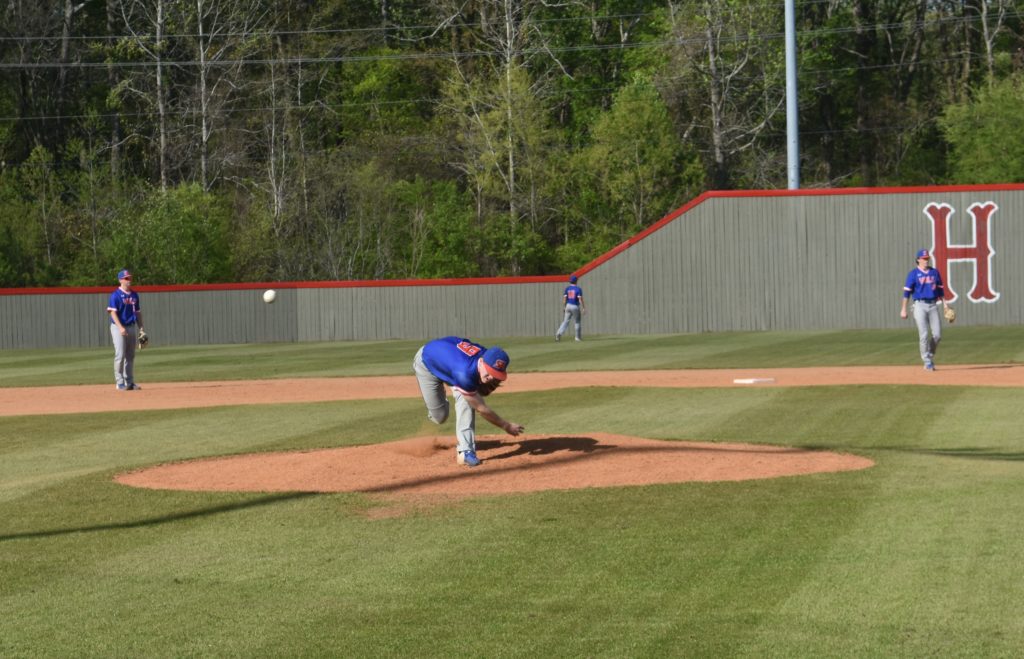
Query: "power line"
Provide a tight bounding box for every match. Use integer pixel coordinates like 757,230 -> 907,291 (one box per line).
0,3 -> 844,44
0,45 -> 999,126
0,8 -> 1013,70
0,10 -> 659,43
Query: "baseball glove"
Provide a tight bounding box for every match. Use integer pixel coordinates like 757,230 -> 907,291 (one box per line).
137,329 -> 150,349
943,305 -> 956,324
476,379 -> 502,397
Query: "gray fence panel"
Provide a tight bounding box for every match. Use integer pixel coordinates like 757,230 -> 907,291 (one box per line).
582,190 -> 1024,334
151,289 -> 299,345
0,289 -> 299,350
298,282 -> 562,342
0,294 -> 110,349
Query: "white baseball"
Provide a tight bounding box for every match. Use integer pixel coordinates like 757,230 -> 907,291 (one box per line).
263,289 -> 277,304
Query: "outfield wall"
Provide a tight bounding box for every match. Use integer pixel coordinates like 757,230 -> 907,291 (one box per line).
2,185 -> 1022,349
579,186 -> 1024,333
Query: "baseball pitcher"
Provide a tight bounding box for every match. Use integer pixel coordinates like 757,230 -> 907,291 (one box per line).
412,336 -> 525,467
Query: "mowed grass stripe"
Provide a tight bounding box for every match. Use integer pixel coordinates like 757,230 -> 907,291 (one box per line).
2,329 -> 1024,656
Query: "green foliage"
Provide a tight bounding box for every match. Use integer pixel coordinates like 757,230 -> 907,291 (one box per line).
106,184 -> 232,284
437,64 -> 563,274
393,178 -> 480,278
569,75 -> 697,244
227,196 -> 276,282
0,1 -> 1022,285
940,75 -> 1024,184
0,170 -> 40,286
336,50 -> 439,140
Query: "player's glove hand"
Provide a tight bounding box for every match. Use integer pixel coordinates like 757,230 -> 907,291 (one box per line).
477,379 -> 501,397
137,329 -> 150,349
943,305 -> 956,324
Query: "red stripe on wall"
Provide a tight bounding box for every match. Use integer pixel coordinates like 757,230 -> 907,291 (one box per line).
0,275 -> 567,295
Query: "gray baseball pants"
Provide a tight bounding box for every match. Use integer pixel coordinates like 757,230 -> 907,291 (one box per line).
913,300 -> 941,364
110,324 -> 138,387
556,304 -> 582,340
412,347 -> 476,453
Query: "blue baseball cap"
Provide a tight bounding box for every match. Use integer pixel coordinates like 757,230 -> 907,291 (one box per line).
117,269 -> 133,280
480,346 -> 510,381
569,275 -> 578,284
916,249 -> 930,260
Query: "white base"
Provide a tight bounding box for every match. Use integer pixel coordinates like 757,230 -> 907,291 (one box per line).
733,378 -> 776,384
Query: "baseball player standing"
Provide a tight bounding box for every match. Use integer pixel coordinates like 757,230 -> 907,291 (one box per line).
107,269 -> 144,390
900,249 -> 948,371
412,336 -> 525,467
555,275 -> 586,342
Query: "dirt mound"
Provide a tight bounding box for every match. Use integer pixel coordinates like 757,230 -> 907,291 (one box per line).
115,433 -> 874,510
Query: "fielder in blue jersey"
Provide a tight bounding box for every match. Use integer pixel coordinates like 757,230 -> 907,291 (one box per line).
900,249 -> 949,371
555,274 -> 586,342
412,336 -> 525,467
107,269 -> 145,390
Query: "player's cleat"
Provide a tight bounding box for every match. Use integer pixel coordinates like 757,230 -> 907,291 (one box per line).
574,337 -> 581,342
457,450 -> 482,467
555,335 -> 560,342
116,383 -> 127,390
127,383 -> 141,390
924,361 -> 935,371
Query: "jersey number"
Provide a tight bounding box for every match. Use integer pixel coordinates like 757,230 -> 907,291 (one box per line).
456,341 -> 481,357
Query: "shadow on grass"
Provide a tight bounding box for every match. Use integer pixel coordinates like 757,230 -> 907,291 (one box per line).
883,446 -> 1024,461
804,444 -> 1024,462
358,436 -> 825,495
478,435 -> 614,459
0,491 -> 319,542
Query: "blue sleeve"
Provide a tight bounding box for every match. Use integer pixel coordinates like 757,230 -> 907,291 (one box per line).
902,271 -> 915,298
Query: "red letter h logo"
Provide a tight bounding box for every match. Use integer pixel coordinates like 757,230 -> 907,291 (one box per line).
923,202 -> 999,303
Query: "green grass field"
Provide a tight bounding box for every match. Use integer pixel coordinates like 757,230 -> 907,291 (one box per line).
2,328 -> 1024,657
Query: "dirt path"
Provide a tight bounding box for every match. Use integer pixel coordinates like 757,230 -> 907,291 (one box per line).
3,364 -> 1022,417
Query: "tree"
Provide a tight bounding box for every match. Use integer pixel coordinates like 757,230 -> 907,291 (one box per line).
577,73 -> 696,250
119,0 -> 173,190
0,169 -> 39,286
940,75 -> 1024,184
394,178 -> 478,278
105,183 -> 231,283
661,0 -> 786,189
20,145 -> 68,272
433,0 -> 564,274
184,0 -> 267,190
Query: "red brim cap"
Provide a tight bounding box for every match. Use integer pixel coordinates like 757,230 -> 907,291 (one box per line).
482,360 -> 508,381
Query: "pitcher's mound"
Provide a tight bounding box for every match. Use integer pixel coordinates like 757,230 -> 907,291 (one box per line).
115,433 -> 873,499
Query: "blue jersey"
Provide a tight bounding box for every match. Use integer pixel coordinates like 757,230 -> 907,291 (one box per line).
563,284 -> 583,306
422,336 -> 485,394
107,288 -> 141,326
903,267 -> 944,301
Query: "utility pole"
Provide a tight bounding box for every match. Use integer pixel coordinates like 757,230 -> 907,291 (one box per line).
785,0 -> 800,189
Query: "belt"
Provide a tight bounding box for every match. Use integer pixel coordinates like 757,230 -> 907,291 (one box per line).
915,298 -> 937,303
